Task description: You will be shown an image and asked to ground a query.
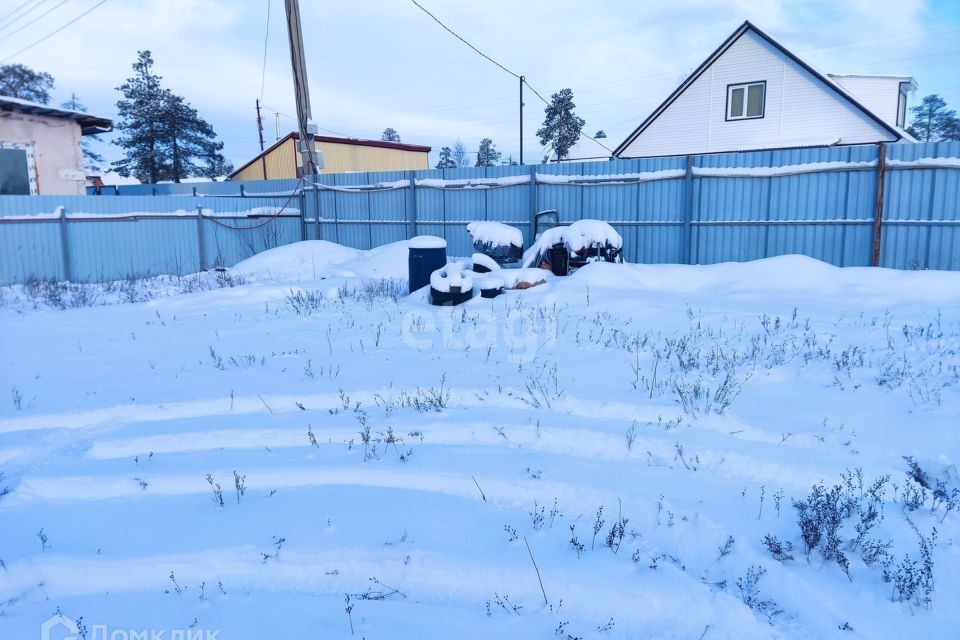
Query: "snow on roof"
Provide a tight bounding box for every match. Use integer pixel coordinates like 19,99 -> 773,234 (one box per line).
0,95 -> 112,135
97,171 -> 141,186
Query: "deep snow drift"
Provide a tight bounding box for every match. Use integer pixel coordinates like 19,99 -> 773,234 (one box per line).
0,241 -> 958,639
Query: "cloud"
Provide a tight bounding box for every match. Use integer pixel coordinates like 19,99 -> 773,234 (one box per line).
3,0 -> 952,170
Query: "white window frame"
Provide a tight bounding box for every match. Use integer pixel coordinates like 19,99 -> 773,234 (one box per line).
897,89 -> 907,128
726,81 -> 766,121
0,142 -> 38,195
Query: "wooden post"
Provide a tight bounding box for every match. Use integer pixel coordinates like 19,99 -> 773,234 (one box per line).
682,155 -> 694,265
196,205 -> 206,271
871,143 -> 887,267
58,206 -> 72,282
285,0 -> 319,176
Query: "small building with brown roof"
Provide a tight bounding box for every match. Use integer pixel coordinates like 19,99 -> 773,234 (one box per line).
230,132 -> 431,180
0,95 -> 112,195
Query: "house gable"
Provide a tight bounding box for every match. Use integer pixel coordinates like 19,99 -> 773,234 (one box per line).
614,22 -> 902,158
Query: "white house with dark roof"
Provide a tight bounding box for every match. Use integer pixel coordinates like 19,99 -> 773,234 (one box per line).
613,21 -> 916,159
0,95 -> 112,195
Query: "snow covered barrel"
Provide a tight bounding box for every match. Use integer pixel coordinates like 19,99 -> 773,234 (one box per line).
467,221 -> 524,265
430,262 -> 474,306
408,236 -> 447,294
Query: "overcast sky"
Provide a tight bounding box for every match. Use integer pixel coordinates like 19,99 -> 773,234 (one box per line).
4,0 -> 959,169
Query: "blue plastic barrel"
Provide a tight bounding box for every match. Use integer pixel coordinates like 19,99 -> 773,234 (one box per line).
408,236 -> 447,293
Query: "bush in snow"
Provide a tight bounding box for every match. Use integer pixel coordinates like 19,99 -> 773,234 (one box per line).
762,535 -> 794,562
336,278 -> 406,304
735,565 -> 782,623
285,288 -> 326,316
885,523 -> 937,611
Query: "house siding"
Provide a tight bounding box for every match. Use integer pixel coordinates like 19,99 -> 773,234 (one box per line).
232,137 -> 429,180
231,136 -> 298,181
829,76 -> 905,128
620,30 -> 896,157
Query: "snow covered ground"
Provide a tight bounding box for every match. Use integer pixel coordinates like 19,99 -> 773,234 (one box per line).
1,241 -> 958,639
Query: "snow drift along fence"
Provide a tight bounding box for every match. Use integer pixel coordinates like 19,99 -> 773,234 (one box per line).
1,141 -> 958,285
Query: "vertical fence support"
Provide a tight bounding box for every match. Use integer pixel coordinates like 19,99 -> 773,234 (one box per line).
300,189 -> 307,241
196,205 -> 206,271
682,155 -> 694,265
406,170 -> 418,239
528,164 -> 538,240
313,181 -> 322,240
870,143 -> 887,267
58,206 -> 72,282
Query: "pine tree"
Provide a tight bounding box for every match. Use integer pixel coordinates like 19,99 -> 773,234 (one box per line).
907,95 -> 959,142
113,51 -> 229,183
381,127 -> 401,142
452,139 -> 470,168
537,88 -> 585,161
61,93 -> 104,172
113,51 -> 169,183
0,64 -> 54,103
594,130 -> 607,138
161,92 -> 229,181
943,116 -> 960,142
201,145 -> 234,178
475,138 -> 501,167
436,146 -> 456,169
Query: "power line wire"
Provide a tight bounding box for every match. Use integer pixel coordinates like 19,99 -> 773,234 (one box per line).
409,0 -> 520,79
406,0 -> 560,121
260,105 -> 351,138
0,0 -> 47,31
0,0 -> 108,63
0,0 -> 66,38
257,0 -> 271,100
0,0 -> 39,24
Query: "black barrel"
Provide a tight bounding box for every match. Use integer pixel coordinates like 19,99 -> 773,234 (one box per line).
408,236 -> 448,294
549,243 -> 570,276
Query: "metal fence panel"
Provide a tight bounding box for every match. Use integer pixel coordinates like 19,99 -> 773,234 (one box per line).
8,142 -> 960,286
882,141 -> 960,270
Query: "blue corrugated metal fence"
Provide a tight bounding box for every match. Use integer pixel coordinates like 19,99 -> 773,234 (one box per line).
2,141 -> 957,285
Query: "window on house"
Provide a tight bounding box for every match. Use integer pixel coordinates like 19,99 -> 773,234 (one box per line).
0,147 -> 31,195
727,82 -> 765,120
897,89 -> 907,128
0,143 -> 36,195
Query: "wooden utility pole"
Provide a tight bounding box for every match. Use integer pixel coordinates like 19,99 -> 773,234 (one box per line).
255,99 -> 266,151
519,75 -> 524,165
284,0 -> 319,177
255,99 -> 268,179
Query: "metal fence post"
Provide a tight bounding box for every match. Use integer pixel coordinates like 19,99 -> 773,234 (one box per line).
58,206 -> 72,282
870,142 -> 887,267
196,205 -> 206,271
528,164 -> 538,240
300,189 -> 307,242
407,170 -> 418,238
313,181 -> 321,240
682,155 -> 694,264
